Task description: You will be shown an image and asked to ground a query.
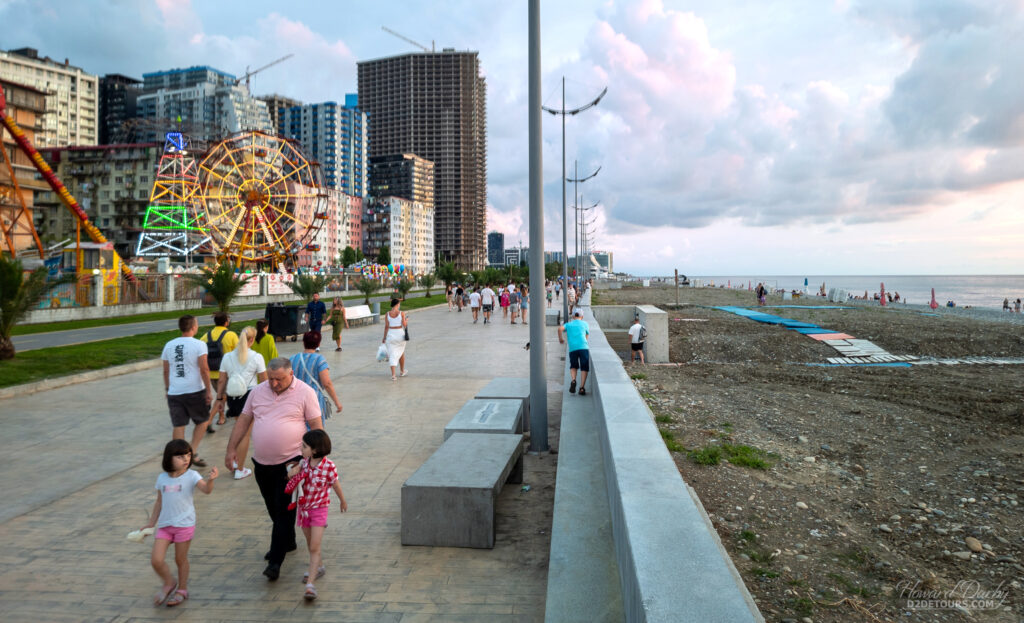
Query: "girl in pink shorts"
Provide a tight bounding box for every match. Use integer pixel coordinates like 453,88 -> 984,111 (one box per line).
286,429 -> 348,601
141,439 -> 218,607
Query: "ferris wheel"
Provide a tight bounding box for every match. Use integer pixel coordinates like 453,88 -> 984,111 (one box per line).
194,131 -> 326,266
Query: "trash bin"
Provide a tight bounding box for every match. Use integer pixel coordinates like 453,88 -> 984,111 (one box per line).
269,304 -> 304,341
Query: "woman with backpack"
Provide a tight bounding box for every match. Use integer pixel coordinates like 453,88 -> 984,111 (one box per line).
212,326 -> 267,479
290,331 -> 343,427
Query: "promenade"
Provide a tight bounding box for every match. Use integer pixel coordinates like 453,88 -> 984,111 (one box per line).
0,302 -> 565,622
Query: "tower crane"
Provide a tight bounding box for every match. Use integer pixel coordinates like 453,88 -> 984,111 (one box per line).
381,27 -> 435,53
236,54 -> 294,92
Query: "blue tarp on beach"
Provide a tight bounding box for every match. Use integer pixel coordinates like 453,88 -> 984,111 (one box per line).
714,306 -> 839,334
794,328 -> 834,335
761,305 -> 852,310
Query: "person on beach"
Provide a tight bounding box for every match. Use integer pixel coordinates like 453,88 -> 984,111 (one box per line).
1004,298 -> 1011,312
291,331 -> 343,425
558,309 -> 591,396
481,283 -> 497,324
162,315 -> 214,466
327,298 -> 349,351
200,312 -> 237,433
304,293 -> 327,349
284,429 -> 348,601
142,439 -> 218,607
224,357 -> 323,581
1016,298 -> 1021,313
382,298 -> 409,380
213,325 -> 267,479
628,316 -> 646,364
469,287 -> 481,323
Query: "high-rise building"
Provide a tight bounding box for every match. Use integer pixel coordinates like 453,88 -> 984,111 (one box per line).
358,49 -> 486,269
257,93 -> 301,136
98,74 -> 141,144
363,196 -> 435,275
135,66 -> 272,144
0,48 -> 99,147
369,153 -> 434,209
1,79 -> 49,257
282,96 -> 368,196
487,231 -> 504,266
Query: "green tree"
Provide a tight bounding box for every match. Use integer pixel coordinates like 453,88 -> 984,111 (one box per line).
0,257 -> 73,360
468,270 -> 485,286
377,245 -> 391,266
436,261 -> 459,288
418,273 -> 436,297
354,247 -> 364,263
545,261 -> 563,281
394,276 -> 413,300
183,260 -> 252,313
287,273 -> 329,303
355,276 -> 381,305
340,246 -> 357,269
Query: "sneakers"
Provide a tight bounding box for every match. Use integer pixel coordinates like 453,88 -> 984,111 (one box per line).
569,380 -> 576,394
579,387 -> 587,396
234,467 -> 253,480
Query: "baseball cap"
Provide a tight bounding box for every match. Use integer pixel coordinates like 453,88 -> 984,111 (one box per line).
573,310 -> 583,317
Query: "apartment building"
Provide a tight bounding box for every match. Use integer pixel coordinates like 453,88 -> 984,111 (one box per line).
363,196 -> 435,275
369,152 -> 434,210
257,93 -> 301,136
281,95 -> 368,196
358,49 -> 486,269
0,48 -> 98,147
98,74 -> 142,144
487,231 -> 505,266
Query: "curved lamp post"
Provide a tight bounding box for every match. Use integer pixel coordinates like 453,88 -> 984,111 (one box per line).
568,165 -> 600,285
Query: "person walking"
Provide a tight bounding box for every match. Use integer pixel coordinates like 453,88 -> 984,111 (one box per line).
212,326 -> 267,479
480,284 -> 496,324
520,285 -> 529,325
558,310 -> 591,396
446,284 -> 454,311
224,357 -> 323,581
554,281 -> 561,300
327,298 -> 349,352
284,429 -> 348,601
162,315 -> 214,467
455,284 -> 465,312
304,293 -> 327,349
627,316 -> 646,364
381,298 -> 409,380
499,287 -> 510,320
469,287 -> 481,323
509,286 -> 521,324
200,312 -> 237,433
546,282 -> 553,308
141,439 -> 217,607
291,331 -> 343,426
252,319 -> 279,362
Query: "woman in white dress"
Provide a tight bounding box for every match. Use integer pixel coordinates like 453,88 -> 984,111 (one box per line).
381,298 -> 408,381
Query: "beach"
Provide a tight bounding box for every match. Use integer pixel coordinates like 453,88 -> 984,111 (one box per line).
596,285 -> 1023,622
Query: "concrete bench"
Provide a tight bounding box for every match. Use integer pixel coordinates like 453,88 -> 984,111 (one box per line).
545,308 -> 561,326
444,398 -> 523,440
474,378 -> 531,433
401,432 -> 524,549
344,304 -> 376,327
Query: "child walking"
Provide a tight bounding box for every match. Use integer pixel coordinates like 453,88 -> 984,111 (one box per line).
285,430 -> 348,601
142,439 -> 218,607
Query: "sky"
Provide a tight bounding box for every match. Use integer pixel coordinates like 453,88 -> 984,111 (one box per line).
2,0 -> 1023,276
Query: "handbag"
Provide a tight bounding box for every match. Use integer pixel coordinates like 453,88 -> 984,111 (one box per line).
403,312 -> 409,340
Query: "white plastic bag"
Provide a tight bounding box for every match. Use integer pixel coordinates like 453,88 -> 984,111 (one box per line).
376,343 -> 388,362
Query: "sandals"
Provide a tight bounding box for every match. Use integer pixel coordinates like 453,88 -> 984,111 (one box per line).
301,566 -> 326,583
400,370 -> 408,377
304,583 -> 318,601
166,589 -> 188,607
154,582 -> 177,606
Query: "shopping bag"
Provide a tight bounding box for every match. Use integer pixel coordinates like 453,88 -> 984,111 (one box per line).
376,343 -> 388,362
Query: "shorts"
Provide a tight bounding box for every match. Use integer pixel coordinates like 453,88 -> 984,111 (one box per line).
297,506 -> 329,528
167,390 -> 209,428
510,304 -> 520,313
482,304 -> 494,312
631,342 -> 645,351
569,349 -> 591,372
155,525 -> 195,543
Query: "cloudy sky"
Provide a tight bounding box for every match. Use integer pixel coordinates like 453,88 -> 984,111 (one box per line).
3,0 -> 1023,275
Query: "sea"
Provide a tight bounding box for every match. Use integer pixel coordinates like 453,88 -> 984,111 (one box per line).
650,275 -> 1024,311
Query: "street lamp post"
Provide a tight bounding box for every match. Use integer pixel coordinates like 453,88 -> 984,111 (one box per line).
578,200 -> 598,282
527,0 -> 547,452
567,162 -> 599,288
544,84 -> 606,321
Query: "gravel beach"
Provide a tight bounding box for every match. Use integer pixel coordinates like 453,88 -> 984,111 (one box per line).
596,285 -> 1023,623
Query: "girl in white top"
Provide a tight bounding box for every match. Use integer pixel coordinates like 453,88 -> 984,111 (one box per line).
381,298 -> 408,380
212,326 -> 267,479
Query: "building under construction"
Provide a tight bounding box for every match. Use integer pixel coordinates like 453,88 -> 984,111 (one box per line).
358,49 -> 487,269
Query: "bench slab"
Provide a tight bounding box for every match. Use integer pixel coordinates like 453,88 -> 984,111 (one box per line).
444,398 -> 523,440
474,378 -> 531,432
401,433 -> 524,548
545,308 -> 561,326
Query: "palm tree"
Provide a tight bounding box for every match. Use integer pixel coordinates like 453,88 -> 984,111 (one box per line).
182,260 -> 251,313
287,273 -> 329,302
0,256 -> 74,360
355,276 -> 380,305
419,273 -> 436,297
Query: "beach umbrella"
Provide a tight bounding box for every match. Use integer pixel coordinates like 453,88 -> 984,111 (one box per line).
728,280 -> 731,288
880,282 -> 887,306
930,288 -> 939,310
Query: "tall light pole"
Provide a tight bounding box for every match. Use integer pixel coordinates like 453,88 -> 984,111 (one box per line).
578,200 -> 598,282
527,0 -> 548,452
544,85 -> 606,321
567,162 -> 599,288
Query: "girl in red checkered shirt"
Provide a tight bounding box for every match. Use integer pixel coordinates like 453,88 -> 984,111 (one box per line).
285,429 -> 348,601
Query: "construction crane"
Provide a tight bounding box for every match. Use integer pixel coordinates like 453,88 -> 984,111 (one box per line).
236,54 -> 294,92
381,26 -> 435,53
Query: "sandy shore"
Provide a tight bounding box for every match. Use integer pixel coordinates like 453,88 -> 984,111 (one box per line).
596,285 -> 1023,623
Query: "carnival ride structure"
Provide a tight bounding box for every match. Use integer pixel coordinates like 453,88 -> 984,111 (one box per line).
135,131 -> 209,258
194,130 -> 326,268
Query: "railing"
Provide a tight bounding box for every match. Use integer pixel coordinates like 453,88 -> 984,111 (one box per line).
36,277 -> 93,309
118,274 -> 167,305
173,275 -> 203,301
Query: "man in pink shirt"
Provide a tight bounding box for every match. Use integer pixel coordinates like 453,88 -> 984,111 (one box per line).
225,357 -> 322,581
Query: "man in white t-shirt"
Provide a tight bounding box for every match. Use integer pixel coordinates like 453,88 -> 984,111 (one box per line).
161,315 -> 214,466
469,288 -> 482,323
627,316 -> 646,364
480,285 -> 497,324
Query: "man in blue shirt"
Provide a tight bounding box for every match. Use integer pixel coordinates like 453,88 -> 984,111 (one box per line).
304,292 -> 327,348
558,310 -> 591,396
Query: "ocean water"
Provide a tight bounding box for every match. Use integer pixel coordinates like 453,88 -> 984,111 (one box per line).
681,275 -> 1024,310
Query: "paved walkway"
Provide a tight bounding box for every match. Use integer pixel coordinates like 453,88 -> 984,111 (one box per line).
0,303 -> 564,622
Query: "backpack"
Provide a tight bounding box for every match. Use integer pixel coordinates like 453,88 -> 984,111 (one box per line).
226,369 -> 249,397
639,326 -> 648,342
205,329 -> 227,371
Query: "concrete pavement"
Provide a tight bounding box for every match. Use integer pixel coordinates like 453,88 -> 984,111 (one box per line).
0,303 -> 565,622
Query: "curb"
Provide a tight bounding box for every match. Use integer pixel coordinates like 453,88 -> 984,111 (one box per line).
0,358 -> 161,400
